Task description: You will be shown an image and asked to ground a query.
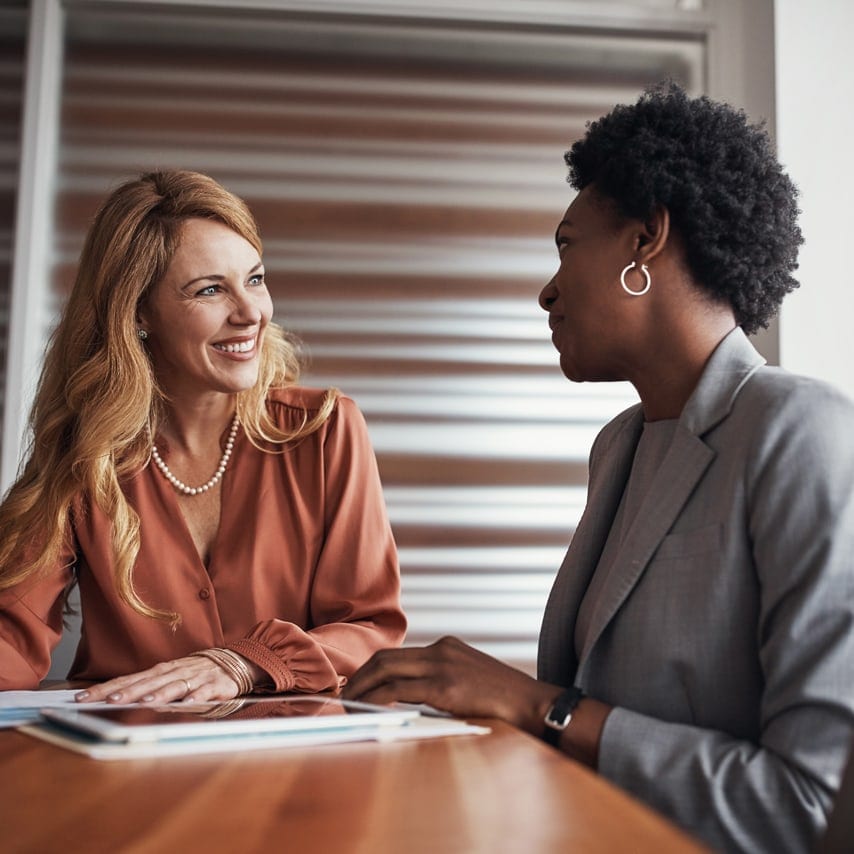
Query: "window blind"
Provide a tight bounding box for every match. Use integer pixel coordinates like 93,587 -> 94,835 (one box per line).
44,7 -> 703,673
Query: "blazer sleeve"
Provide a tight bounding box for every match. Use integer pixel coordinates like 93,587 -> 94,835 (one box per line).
226,397 -> 406,692
595,383 -> 854,854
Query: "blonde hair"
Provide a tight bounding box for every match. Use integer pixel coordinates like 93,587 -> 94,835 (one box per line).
0,170 -> 337,623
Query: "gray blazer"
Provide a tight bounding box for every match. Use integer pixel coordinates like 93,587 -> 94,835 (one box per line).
538,328 -> 854,854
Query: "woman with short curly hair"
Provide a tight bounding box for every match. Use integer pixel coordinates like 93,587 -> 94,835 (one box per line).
344,83 -> 854,854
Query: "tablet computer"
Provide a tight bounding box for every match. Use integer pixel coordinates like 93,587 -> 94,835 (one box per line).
39,696 -> 418,744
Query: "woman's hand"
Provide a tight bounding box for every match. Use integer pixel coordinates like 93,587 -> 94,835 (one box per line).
342,636 -> 563,736
74,653 -> 265,704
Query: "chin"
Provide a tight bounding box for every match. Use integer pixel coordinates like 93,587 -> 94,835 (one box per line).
558,357 -> 585,384
212,368 -> 261,395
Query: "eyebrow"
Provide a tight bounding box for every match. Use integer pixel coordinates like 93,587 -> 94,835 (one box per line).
182,261 -> 264,290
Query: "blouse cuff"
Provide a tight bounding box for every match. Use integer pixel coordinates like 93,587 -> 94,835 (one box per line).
226,638 -> 296,692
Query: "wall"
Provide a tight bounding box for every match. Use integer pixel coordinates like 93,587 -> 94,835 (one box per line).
2,0 -> 789,679
9,1 -> 712,680
775,0 -> 854,400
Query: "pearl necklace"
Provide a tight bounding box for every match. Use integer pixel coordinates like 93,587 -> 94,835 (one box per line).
151,415 -> 240,496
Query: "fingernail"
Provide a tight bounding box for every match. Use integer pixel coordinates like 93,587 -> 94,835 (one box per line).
74,691 -> 89,701
141,694 -> 154,703
108,692 -> 122,702
183,697 -> 195,704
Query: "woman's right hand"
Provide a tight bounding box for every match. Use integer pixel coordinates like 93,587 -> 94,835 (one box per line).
342,636 -> 563,736
73,652 -> 264,705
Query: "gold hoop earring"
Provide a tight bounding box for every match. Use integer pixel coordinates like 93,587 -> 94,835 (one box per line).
620,262 -> 651,296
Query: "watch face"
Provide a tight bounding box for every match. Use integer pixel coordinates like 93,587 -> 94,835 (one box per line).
545,687 -> 584,730
546,710 -> 570,729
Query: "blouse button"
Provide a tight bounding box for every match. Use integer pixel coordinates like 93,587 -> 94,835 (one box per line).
199,588 -> 211,600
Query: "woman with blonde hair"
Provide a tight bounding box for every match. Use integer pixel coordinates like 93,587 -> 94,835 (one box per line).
0,169 -> 405,702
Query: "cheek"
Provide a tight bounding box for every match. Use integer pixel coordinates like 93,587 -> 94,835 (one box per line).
260,293 -> 274,323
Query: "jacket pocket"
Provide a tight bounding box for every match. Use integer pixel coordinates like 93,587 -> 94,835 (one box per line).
653,523 -> 722,560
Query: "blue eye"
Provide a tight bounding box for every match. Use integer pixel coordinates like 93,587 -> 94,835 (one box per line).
249,273 -> 266,286
196,285 -> 219,296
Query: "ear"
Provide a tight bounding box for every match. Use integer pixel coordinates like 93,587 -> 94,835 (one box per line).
136,298 -> 150,330
633,204 -> 670,264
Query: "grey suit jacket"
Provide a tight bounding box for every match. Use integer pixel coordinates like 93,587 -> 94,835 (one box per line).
538,328 -> 854,854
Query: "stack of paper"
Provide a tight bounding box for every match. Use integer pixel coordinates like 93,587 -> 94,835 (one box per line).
0,689 -> 91,728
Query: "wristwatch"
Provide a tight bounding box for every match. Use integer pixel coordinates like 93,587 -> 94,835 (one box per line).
542,686 -> 585,747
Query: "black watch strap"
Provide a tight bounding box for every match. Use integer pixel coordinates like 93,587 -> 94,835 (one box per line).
542,686 -> 585,747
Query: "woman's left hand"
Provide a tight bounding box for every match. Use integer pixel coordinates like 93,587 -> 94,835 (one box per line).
73,654 -> 258,704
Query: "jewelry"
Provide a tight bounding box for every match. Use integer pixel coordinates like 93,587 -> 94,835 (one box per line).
191,648 -> 255,695
181,678 -> 192,696
200,698 -> 247,718
542,685 -> 585,747
151,414 -> 239,496
137,328 -> 148,340
620,261 -> 651,296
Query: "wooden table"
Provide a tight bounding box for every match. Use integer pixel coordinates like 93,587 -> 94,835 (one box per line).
0,716 -> 708,854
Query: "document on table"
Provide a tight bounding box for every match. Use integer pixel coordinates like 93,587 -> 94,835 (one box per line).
0,689 -> 102,728
20,713 -> 491,760
15,695 -> 491,759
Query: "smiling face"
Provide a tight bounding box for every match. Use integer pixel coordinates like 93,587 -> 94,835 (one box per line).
538,185 -> 639,383
138,217 -> 273,404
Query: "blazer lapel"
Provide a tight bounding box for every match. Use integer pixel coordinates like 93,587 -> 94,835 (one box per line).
575,427 -> 714,671
538,407 -> 643,685
538,327 -> 765,686
574,327 -> 765,678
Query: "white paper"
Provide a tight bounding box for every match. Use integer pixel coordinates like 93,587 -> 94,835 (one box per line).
0,689 -> 80,708
19,714 -> 489,760
0,689 -> 107,728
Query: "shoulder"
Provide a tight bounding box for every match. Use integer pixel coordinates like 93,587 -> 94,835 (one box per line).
265,386 -> 366,434
724,367 -> 854,491
266,385 -> 336,413
735,367 -> 854,441
742,365 -> 854,412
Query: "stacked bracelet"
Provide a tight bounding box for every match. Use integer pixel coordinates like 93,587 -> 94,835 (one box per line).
199,698 -> 247,719
192,648 -> 255,696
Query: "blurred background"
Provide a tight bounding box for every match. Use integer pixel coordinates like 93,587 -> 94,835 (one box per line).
0,0 -> 850,678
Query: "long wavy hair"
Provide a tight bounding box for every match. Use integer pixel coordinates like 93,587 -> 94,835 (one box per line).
0,170 -> 337,624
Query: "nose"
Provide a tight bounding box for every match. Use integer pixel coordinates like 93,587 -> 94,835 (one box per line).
230,289 -> 263,325
539,276 -> 557,312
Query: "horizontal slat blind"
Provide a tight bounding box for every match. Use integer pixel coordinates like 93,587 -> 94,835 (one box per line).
50,11 -> 700,673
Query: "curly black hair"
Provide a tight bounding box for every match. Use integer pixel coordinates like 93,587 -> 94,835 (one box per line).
566,82 -> 802,333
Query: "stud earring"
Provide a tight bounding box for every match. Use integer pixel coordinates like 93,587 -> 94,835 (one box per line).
137,328 -> 149,340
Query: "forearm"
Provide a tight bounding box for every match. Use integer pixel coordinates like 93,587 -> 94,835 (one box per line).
599,707 -> 834,854
229,613 -> 406,693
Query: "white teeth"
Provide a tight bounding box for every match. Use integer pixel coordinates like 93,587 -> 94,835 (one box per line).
215,339 -> 255,353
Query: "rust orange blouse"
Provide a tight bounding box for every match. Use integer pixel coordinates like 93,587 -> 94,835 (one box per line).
0,388 -> 406,691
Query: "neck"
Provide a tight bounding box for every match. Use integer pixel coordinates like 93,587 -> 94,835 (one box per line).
157,394 -> 237,453
629,316 -> 736,422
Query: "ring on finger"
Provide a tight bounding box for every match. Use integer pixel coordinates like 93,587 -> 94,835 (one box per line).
181,678 -> 192,696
